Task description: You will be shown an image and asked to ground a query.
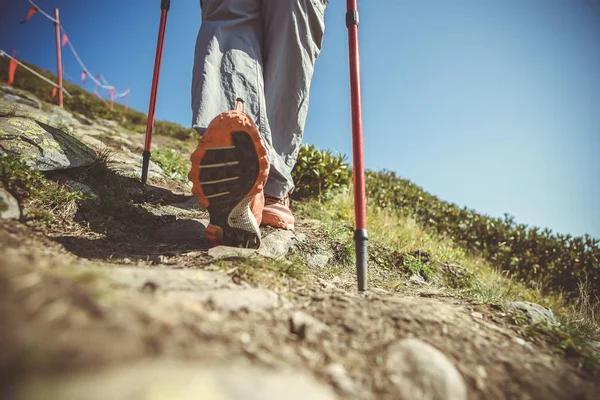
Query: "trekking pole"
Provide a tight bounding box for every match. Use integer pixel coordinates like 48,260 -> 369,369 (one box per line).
346,0 -> 368,291
142,0 -> 170,185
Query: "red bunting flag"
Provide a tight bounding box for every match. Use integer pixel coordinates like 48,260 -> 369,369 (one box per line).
81,71 -> 87,83
7,58 -> 17,86
61,33 -> 68,47
20,6 -> 38,24
51,87 -> 57,98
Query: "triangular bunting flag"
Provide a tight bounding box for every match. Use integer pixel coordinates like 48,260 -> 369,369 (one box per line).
20,6 -> 38,24
81,71 -> 87,84
51,87 -> 57,98
61,33 -> 68,47
7,58 -> 17,86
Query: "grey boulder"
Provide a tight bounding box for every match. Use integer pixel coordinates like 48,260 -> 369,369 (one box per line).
0,117 -> 96,171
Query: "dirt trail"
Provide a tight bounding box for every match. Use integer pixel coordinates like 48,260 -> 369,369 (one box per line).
1,97 -> 599,399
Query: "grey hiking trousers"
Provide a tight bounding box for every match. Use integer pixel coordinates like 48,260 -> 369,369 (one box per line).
192,0 -> 327,198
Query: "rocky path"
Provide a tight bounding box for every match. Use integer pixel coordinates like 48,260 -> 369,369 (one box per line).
1,90 -> 599,399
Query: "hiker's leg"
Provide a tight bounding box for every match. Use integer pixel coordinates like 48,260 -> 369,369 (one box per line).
190,0 -> 270,248
192,0 -> 273,158
261,0 -> 327,198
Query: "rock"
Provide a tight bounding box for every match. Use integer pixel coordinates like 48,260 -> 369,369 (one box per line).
0,117 -> 97,171
13,361 -> 337,400
0,86 -> 42,109
104,267 -> 231,293
208,288 -> 280,312
111,135 -> 135,148
506,301 -> 556,325
386,338 -> 467,400
74,113 -> 93,125
306,252 -> 331,269
326,363 -> 356,395
171,196 -> 204,211
110,150 -> 165,179
208,246 -> 257,259
290,311 -> 331,342
155,219 -> 206,243
409,274 -> 427,285
53,174 -> 99,202
471,311 -> 484,319
0,188 -> 20,219
259,229 -> 302,259
80,135 -> 106,150
100,119 -> 118,128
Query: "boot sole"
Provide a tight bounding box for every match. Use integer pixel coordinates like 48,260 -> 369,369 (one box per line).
189,110 -> 269,249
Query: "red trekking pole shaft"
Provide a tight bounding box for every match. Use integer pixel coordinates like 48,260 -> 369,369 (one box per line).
54,8 -> 63,107
142,0 -> 170,185
346,0 -> 368,291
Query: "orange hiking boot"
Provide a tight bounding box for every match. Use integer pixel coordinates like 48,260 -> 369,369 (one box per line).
262,195 -> 295,231
189,101 -> 269,249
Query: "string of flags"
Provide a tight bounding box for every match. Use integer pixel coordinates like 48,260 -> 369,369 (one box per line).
14,0 -> 130,114
1,49 -> 72,97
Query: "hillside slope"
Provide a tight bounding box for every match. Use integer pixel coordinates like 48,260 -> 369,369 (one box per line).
0,72 -> 599,399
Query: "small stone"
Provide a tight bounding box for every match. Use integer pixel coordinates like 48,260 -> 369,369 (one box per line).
208,288 -> 279,312
475,365 -> 487,390
306,253 -> 331,269
506,301 -> 556,325
0,188 -> 20,220
81,135 -> 106,150
512,337 -> 526,346
471,312 -> 483,319
156,220 -> 206,244
290,311 -> 331,343
326,363 -> 356,394
239,333 -> 251,344
386,338 -> 467,400
100,119 -> 118,128
409,274 -> 427,285
208,246 -> 257,259
258,229 -> 298,259
53,174 -> 99,202
141,281 -> 158,293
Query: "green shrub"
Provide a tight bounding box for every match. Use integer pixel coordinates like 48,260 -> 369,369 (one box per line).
291,144 -> 351,199
153,148 -> 189,182
366,170 -> 600,298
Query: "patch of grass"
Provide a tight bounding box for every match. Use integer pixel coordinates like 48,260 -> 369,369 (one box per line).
0,156 -> 89,224
153,148 -> 189,183
520,321 -> 600,376
404,254 -> 435,280
297,189 -> 600,373
215,254 -> 308,289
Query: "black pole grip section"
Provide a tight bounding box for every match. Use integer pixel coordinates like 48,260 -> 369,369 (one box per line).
161,0 -> 170,10
141,150 -> 151,185
354,229 -> 368,291
346,10 -> 359,27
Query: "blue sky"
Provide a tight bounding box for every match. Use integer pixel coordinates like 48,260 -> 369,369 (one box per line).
1,0 -> 599,237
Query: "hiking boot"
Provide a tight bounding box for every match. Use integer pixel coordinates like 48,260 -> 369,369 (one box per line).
262,195 -> 295,231
189,107 -> 269,249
